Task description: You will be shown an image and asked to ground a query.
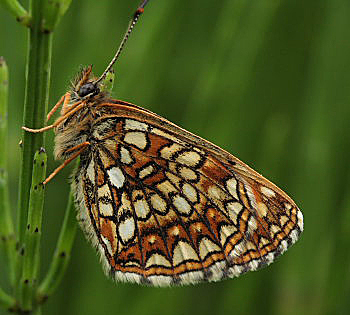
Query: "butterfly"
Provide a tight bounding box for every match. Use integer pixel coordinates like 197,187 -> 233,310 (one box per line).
22,0 -> 303,286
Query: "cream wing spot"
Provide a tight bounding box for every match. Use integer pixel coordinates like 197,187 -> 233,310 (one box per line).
99,202 -> 114,217
219,224 -> 237,246
134,198 -> 150,219
108,167 -> 125,188
172,195 -> 192,215
139,164 -> 155,179
150,194 -> 167,214
124,131 -> 147,150
120,146 -> 133,165
173,241 -> 199,266
226,201 -> 244,224
208,185 -> 227,201
261,186 -> 276,198
118,217 -> 135,243
182,183 -> 198,203
179,166 -> 198,181
124,119 -> 148,131
160,143 -> 183,160
199,237 -> 221,260
226,177 -> 238,199
157,180 -> 177,196
176,151 -> 202,167
145,253 -> 172,268
98,184 -> 113,216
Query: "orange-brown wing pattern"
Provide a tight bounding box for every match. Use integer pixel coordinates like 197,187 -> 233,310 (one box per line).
73,101 -> 303,286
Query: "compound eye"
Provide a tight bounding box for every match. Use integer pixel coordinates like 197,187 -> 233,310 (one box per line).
78,82 -> 98,97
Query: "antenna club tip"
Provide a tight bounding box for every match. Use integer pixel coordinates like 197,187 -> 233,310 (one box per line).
136,8 -> 144,14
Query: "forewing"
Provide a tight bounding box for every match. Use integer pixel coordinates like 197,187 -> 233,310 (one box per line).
74,100 -> 303,286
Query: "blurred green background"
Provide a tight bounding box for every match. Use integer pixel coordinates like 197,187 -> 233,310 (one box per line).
1,0 -> 350,314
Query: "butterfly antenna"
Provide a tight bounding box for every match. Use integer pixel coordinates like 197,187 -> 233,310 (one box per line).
95,0 -> 150,84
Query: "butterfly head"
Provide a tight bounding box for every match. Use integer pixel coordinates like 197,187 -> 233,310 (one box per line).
78,81 -> 99,97
72,65 -> 101,100
72,65 -> 115,101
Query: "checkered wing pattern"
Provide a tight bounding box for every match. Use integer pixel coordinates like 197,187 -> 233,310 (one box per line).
73,100 -> 303,286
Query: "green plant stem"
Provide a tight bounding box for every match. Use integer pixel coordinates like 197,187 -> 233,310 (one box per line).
37,184 -> 77,304
0,287 -> 17,312
0,0 -> 31,26
20,149 -> 47,312
0,57 -> 17,289
17,0 -> 52,288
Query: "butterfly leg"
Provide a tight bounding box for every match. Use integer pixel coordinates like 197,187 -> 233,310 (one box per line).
46,92 -> 69,122
60,92 -> 73,116
59,98 -> 85,118
43,141 -> 90,185
22,102 -> 85,133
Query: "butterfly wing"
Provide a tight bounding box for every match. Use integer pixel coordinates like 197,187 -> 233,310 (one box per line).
73,100 -> 303,286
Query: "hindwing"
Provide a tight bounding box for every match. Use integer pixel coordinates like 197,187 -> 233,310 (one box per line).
73,100 -> 303,286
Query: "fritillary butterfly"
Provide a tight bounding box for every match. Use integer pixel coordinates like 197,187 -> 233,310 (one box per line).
23,0 -> 303,286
